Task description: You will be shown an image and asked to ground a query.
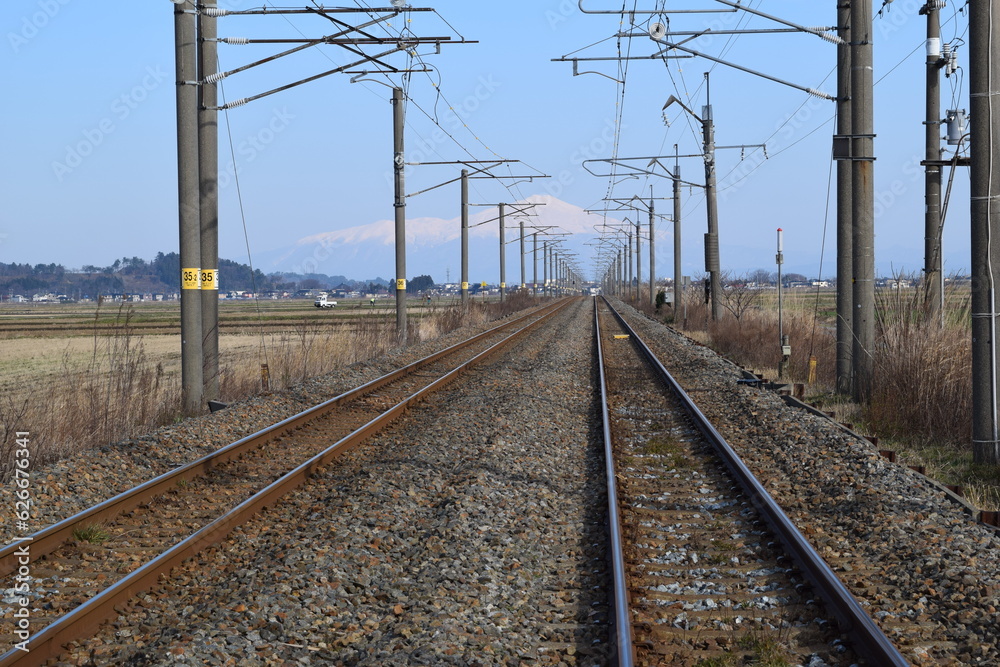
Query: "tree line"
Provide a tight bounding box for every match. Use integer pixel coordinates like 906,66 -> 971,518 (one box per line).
0,253 -> 276,297
0,254 -> 430,298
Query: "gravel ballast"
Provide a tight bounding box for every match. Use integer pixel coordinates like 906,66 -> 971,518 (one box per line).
6,297 -> 1000,665
52,297 -> 609,665
0,312 -> 542,548
613,298 -> 1000,665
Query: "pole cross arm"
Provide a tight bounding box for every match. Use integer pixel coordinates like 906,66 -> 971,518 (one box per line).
205,12 -> 407,84
468,203 -> 545,228
408,159 -> 520,166
577,1 -> 736,14
219,36 -> 457,45
212,44 -> 415,109
711,0 -> 845,45
467,174 -> 551,181
207,7 -> 436,16
619,28 -> 836,38
652,36 -> 836,101
202,9 -> 474,109
582,157 -> 705,188
552,53 -> 694,65
404,161 -> 521,198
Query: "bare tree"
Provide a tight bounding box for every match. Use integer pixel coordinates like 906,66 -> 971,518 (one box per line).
721,271 -> 763,321
748,268 -> 774,286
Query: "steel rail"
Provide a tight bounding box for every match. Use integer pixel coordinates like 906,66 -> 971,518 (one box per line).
593,302 -> 637,666
0,300 -> 567,577
0,298 -> 577,667
600,297 -> 909,667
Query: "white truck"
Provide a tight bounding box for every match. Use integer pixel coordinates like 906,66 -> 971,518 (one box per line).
314,294 -> 338,308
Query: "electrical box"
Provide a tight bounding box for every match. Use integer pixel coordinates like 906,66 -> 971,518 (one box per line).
781,345 -> 792,357
947,109 -> 966,146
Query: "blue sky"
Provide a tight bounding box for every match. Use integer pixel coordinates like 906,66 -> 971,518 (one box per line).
0,0 -> 973,281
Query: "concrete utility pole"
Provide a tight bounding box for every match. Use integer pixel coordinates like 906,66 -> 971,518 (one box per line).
543,242 -> 549,296
616,250 -> 622,296
176,0 -> 203,416
673,158 -> 683,317
970,0 -> 1000,466
649,192 -> 656,308
461,169 -> 469,305
175,5 -> 464,408
836,0 -> 854,396
499,203 -> 507,301
634,215 -> 642,303
554,248 -> 560,295
663,84 -> 723,320
625,230 -> 633,300
552,247 -> 559,295
199,1 -> 219,403
532,233 -> 539,295
922,1 -> 945,324
851,0 -> 876,403
520,218 -> 527,290
703,74 -> 722,321
392,87 -> 407,339
618,251 -> 623,296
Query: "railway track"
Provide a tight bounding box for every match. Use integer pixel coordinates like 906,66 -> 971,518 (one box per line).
0,299 -> 574,666
594,297 -> 907,666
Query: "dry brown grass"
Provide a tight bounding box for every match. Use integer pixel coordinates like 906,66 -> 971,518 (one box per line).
639,287 -> 835,385
643,284 -> 970,447
1,303 -> 181,480
0,294 -> 543,480
869,285 -> 972,445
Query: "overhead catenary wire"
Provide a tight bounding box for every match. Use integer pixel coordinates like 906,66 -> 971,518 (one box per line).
268,1 -> 551,217
217,58 -> 270,375
345,0 -> 554,215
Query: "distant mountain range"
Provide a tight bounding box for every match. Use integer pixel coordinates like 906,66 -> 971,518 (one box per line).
258,194 -> 620,285
0,195 -> 621,298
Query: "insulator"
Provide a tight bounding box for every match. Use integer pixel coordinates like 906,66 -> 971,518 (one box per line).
816,30 -> 843,45
227,98 -> 249,109
203,8 -> 228,16
222,37 -> 250,45
204,72 -> 227,84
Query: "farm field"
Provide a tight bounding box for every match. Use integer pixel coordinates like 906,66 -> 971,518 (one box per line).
0,293 -> 527,478
0,299 -> 424,396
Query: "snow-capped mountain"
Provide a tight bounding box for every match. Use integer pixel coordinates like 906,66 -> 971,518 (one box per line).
260,194 -> 622,283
